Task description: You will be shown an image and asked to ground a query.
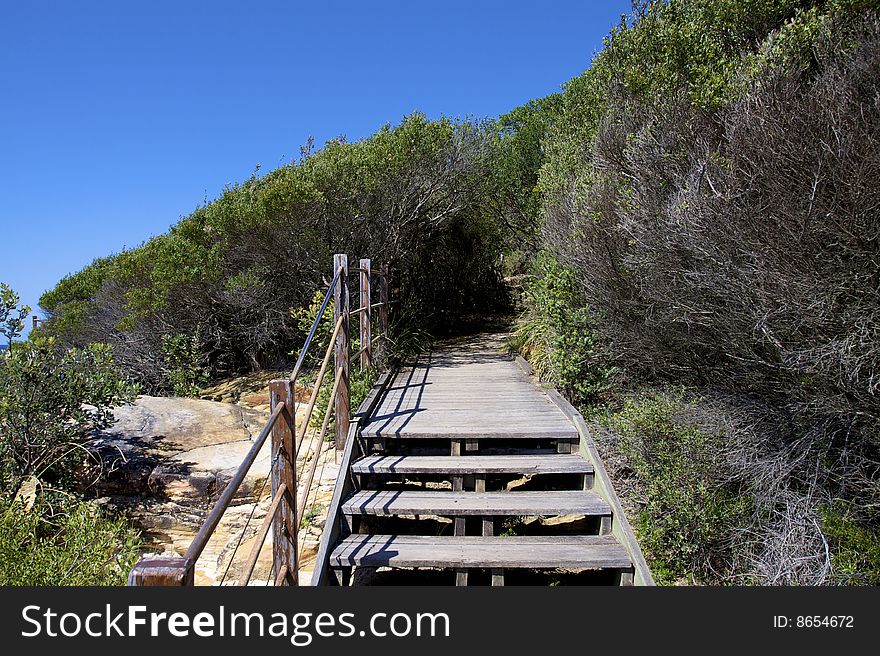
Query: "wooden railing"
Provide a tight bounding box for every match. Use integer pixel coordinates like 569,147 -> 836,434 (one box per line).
128,254 -> 393,586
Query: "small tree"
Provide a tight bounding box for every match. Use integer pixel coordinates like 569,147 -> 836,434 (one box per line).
0,283 -> 29,349
160,332 -> 208,397
0,335 -> 139,496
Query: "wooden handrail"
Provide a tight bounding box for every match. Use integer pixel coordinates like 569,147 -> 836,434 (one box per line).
130,254 -> 394,587
237,482 -> 290,586
185,401 -> 286,565
296,366 -> 344,530
128,401 -> 288,586
350,301 -> 386,315
295,314 -> 344,455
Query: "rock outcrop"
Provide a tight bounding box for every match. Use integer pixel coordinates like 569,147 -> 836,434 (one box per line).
95,389 -> 338,585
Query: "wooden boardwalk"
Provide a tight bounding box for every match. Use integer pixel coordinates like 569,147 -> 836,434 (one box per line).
314,334 -> 653,586
362,337 -> 579,442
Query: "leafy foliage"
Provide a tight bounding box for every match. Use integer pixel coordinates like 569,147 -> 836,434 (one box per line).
41,115 -> 509,390
821,501 -> 880,585
486,95 -> 562,251
290,290 -> 337,372
0,495 -> 140,586
601,391 -> 751,584
524,0 -> 880,585
509,252 -> 614,405
0,335 -> 139,496
0,283 -> 141,585
160,332 -> 209,397
0,283 -> 29,347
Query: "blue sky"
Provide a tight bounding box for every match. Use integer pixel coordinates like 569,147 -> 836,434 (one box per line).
0,0 -> 631,334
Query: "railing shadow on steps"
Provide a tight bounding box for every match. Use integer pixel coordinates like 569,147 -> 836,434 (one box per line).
128,255 -> 395,586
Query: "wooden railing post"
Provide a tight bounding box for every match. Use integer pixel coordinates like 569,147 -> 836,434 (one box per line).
128,557 -> 194,586
378,263 -> 389,364
269,379 -> 297,585
359,258 -> 371,370
334,254 -> 350,452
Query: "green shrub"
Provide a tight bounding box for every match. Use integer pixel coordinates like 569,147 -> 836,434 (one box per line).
537,1 -> 880,584
160,332 -> 209,397
290,290 -> 336,371
509,252 -> 615,405
0,337 -> 139,495
384,307 -> 433,366
310,366 -> 377,436
0,283 -> 29,348
820,501 -> 880,585
603,390 -> 750,584
40,114 -> 506,384
0,285 -> 141,585
0,495 -> 140,586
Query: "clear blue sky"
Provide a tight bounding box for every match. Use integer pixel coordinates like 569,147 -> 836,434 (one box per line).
0,0 -> 630,334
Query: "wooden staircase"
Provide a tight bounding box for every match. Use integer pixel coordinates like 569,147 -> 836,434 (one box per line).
315,335 -> 653,586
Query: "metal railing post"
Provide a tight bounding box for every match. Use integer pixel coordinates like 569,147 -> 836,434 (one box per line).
359,258 -> 371,370
334,254 -> 350,452
269,380 -> 297,585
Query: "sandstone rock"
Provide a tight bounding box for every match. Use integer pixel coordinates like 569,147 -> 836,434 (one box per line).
96,393 -> 339,586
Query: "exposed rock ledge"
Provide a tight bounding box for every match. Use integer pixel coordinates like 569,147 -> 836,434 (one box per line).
94,394 -> 338,585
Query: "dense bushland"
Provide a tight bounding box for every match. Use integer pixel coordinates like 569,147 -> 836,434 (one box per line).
512,0 -> 880,584
39,116 -> 518,392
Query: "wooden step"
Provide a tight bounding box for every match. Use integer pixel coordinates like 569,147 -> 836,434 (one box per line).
351,454 -> 593,476
330,534 -> 631,570
361,425 -> 579,440
342,489 -> 611,517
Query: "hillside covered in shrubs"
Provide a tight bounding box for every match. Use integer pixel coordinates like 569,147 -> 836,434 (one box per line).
34,0 -> 880,585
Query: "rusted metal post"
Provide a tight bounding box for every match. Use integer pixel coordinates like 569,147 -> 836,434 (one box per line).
334,254 -> 350,452
359,258 -> 371,370
128,557 -> 194,586
378,263 -> 389,364
269,379 -> 297,585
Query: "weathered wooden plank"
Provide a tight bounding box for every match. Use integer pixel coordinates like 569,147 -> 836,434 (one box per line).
342,490 -> 611,517
373,398 -> 566,408
269,380 -> 297,586
368,404 -> 570,415
376,390 -> 556,400
330,535 -> 632,570
361,427 -> 579,440
359,258 -> 371,370
334,254 -> 350,451
351,454 -> 593,475
368,408 -> 571,418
